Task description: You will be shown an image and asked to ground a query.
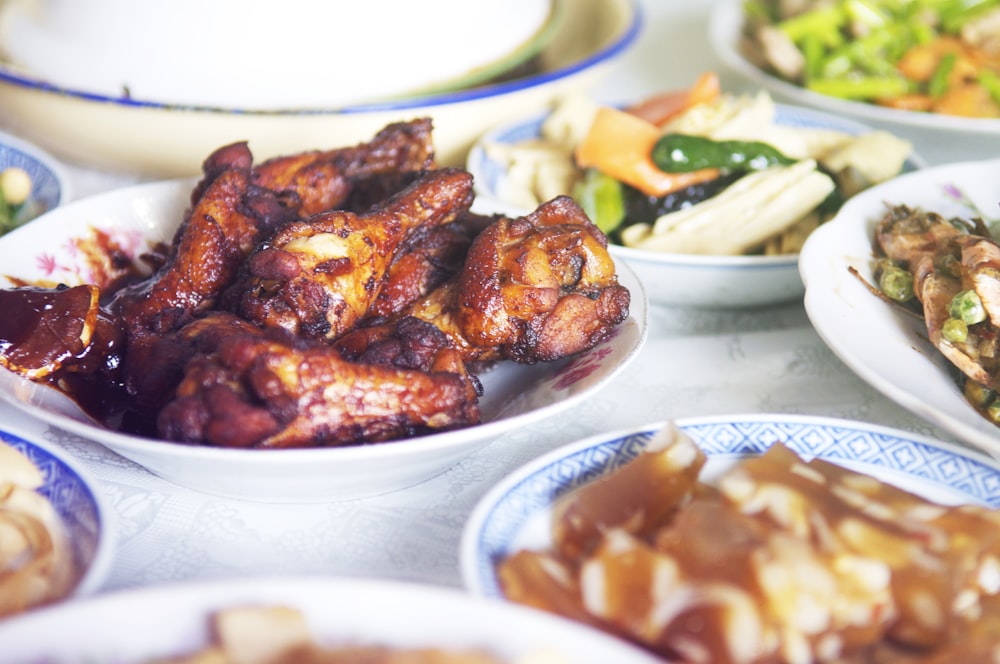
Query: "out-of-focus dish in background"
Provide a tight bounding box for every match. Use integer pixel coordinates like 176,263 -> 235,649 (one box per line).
0,0 -> 557,109
0,0 -> 640,177
0,178 -> 648,502
800,158 -> 1000,459
0,427 -> 114,615
708,0 -> 1000,165
0,576 -> 665,664
468,95 -> 922,308
0,129 -> 66,235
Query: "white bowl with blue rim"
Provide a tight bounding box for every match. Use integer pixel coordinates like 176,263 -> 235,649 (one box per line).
468,103 -> 925,309
0,0 -> 640,178
460,413 -> 1000,599
0,129 -> 68,230
0,426 -> 115,607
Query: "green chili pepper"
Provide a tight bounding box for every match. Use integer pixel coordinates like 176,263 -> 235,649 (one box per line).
573,168 -> 626,235
650,134 -> 797,174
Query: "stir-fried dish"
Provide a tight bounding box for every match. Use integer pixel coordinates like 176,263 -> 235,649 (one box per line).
497,423 -> 1000,663
0,119 -> 631,449
487,72 -> 912,257
740,0 -> 1000,118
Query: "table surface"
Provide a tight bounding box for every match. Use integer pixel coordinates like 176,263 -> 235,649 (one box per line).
0,0 -> 983,597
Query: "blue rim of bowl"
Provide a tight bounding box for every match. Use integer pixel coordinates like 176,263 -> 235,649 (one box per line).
0,426 -> 114,597
0,129 -> 68,210
468,100 -> 926,271
461,413 -> 1000,597
0,0 -> 642,116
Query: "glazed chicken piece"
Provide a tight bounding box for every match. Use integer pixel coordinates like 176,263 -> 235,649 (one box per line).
156,312 -> 480,448
363,212 -> 492,322
251,118 -> 435,217
228,168 -> 474,341
398,196 -> 631,365
111,141 -> 300,337
108,142 -> 300,408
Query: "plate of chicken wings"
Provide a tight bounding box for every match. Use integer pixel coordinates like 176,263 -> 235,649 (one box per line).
799,157 -> 1000,458
0,119 -> 647,502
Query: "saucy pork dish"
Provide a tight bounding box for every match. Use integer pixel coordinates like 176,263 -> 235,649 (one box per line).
0,119 -> 631,449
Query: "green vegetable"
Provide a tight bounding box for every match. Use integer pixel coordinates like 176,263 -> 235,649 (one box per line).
877,263 -> 915,302
807,75 -> 914,100
573,168 -> 626,235
949,289 -> 987,325
942,317 -> 969,343
929,52 -> 956,98
650,134 -> 796,174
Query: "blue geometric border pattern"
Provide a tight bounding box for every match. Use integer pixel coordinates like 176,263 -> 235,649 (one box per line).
469,418 -> 1000,597
0,429 -> 101,577
0,144 -> 62,212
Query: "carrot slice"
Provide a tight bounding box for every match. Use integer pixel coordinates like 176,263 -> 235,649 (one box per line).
625,71 -> 722,126
575,106 -> 720,198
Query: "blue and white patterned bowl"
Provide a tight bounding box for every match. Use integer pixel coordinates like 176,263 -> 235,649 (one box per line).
0,129 -> 68,227
0,427 -> 114,603
460,413 -> 1000,598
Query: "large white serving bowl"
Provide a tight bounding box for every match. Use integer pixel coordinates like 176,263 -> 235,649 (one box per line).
461,413 -> 1000,600
708,0 -> 1000,165
0,0 -> 557,110
468,102 -> 923,308
0,576 -> 665,663
0,425 -> 115,609
0,0 -> 640,178
800,158 -> 1000,459
0,179 -> 648,503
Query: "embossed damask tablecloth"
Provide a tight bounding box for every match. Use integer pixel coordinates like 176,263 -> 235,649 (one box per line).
0,0 -> 980,604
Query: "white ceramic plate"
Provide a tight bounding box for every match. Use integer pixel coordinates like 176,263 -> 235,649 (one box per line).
468,103 -> 923,308
0,0 -> 640,177
0,426 -> 115,605
0,576 -> 664,663
461,413 -> 1000,599
0,179 -> 648,503
708,0 -> 1000,163
800,158 -> 1000,458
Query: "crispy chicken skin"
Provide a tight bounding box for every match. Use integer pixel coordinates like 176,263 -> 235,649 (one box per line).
227,168 -> 475,341
455,195 -> 631,364
156,313 -> 479,448
338,197 -> 631,366
251,118 -> 435,217
111,142 -> 299,336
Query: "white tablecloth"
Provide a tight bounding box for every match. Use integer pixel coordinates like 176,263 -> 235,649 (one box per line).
0,0 -> 978,597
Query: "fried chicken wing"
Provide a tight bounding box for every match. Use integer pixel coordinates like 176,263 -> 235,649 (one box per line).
111,141 -> 300,336
228,168 -> 474,341
455,196 -> 630,363
252,118 -> 435,217
156,313 -> 480,448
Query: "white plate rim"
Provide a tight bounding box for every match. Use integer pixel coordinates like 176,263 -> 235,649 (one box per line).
800,157 -> 1000,458
0,177 -> 649,472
